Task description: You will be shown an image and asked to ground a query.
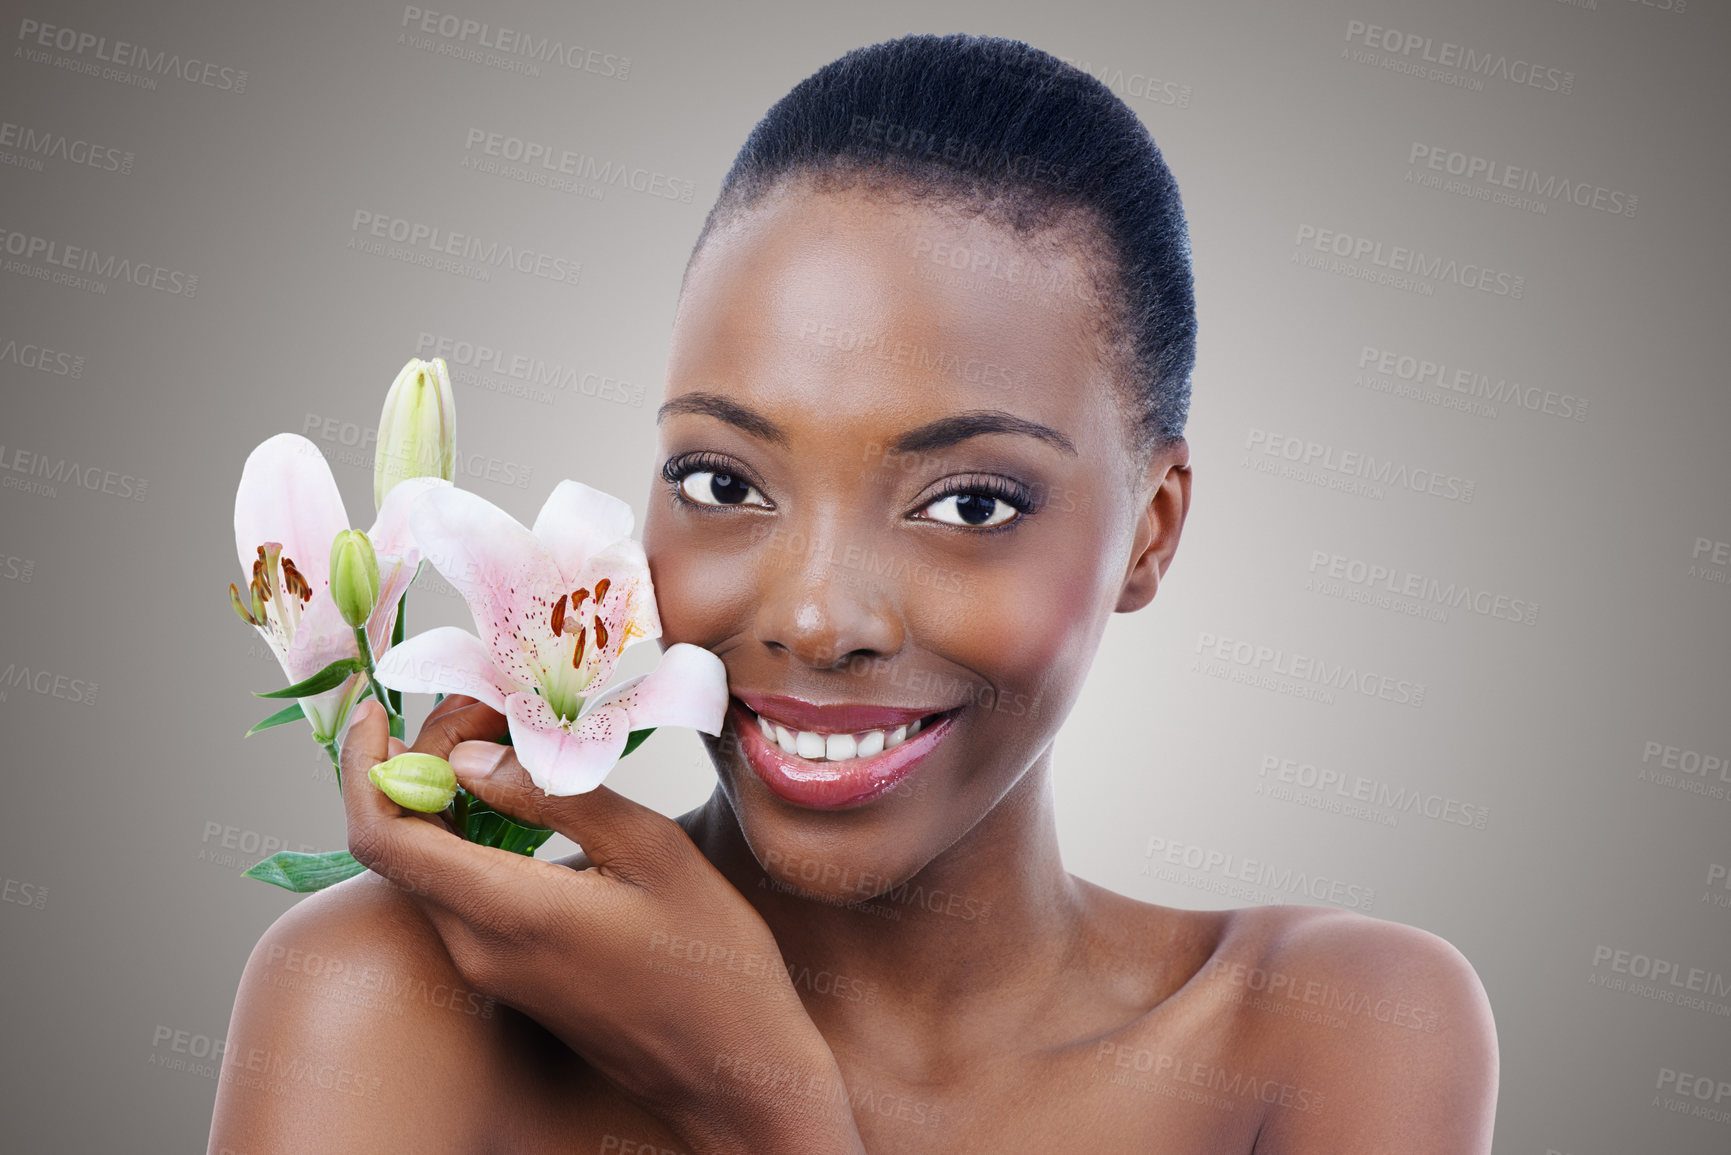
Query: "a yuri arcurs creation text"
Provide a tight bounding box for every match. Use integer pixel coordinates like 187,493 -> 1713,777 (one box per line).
226,356 -> 728,891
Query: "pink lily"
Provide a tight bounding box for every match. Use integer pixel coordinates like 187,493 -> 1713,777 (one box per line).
231,432 -> 448,744
373,481 -> 728,795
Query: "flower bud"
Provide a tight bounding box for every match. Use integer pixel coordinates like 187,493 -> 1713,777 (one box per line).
368,753 -> 459,813
329,529 -> 380,629
374,357 -> 456,511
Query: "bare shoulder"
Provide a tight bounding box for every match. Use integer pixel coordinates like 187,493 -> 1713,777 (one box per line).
1236,905 -> 1499,1154
208,871 -> 516,1154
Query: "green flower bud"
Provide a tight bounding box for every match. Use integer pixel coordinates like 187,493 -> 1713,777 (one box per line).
374,357 -> 456,512
329,529 -> 380,629
368,753 -> 459,813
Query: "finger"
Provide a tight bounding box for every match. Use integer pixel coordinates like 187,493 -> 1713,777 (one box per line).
340,699 -> 461,879
447,739 -> 688,882
342,700 -> 591,935
409,695 -> 512,759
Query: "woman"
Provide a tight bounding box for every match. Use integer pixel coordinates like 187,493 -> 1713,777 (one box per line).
211,33 -> 1496,1153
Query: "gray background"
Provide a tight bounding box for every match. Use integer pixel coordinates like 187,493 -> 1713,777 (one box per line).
2,0 -> 1727,1150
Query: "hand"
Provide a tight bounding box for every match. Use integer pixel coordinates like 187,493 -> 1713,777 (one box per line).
339,695 -> 866,1155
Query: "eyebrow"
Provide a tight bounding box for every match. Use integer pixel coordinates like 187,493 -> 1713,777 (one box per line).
656,392 -> 1078,457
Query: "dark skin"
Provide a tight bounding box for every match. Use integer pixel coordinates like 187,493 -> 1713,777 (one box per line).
210,183 -> 1497,1154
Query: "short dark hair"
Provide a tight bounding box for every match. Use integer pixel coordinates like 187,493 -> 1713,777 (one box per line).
687,32 -> 1197,456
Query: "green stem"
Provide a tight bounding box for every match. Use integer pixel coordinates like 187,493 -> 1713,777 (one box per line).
449,789 -> 471,841
321,737 -> 342,795
388,591 -> 406,716
352,624 -> 399,723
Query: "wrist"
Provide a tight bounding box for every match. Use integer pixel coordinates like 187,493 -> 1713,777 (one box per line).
667,1039 -> 866,1155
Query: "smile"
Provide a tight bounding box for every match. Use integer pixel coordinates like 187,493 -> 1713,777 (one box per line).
727,695 -> 960,809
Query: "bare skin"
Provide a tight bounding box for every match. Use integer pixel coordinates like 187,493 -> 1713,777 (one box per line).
210,183 -> 1497,1154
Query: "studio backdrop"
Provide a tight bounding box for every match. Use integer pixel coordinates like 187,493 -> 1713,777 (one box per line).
1,0 -> 1726,1151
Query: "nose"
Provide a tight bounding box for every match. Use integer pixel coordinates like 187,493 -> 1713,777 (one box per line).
751,527 -> 905,669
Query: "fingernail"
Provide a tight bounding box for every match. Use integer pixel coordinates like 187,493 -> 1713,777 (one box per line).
450,741 -> 506,779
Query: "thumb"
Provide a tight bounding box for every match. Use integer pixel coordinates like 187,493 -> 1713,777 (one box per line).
447,740 -> 686,880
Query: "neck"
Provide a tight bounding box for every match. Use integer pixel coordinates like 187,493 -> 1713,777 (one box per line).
687,750 -> 1087,1056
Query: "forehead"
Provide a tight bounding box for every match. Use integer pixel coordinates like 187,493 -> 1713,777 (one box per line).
666,185 -> 1123,442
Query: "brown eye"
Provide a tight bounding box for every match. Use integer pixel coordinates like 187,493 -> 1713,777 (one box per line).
919,491 -> 1019,528
679,469 -> 768,508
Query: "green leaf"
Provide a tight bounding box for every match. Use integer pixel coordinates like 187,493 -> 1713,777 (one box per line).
621,727 -> 656,758
461,793 -> 555,857
245,701 -> 306,736
255,657 -> 364,699
242,849 -> 367,892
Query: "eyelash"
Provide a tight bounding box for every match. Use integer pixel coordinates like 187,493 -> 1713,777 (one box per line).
659,452 -> 1039,535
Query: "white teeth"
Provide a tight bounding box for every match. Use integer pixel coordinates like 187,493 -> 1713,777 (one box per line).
749,708 -> 938,762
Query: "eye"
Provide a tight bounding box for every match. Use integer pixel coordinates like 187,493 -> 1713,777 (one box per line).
662,452 -> 771,509
681,470 -> 768,507
915,476 -> 1034,530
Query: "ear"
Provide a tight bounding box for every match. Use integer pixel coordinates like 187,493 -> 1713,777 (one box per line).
1116,438 -> 1191,613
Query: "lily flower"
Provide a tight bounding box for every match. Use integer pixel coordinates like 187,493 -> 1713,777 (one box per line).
231,433 -> 448,743
373,481 -> 729,795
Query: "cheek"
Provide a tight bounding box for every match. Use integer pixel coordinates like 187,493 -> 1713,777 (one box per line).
643,512 -> 761,646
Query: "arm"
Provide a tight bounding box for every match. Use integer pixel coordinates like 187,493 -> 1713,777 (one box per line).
207,871 -> 505,1153
332,695 -> 866,1155
1252,911 -> 1499,1155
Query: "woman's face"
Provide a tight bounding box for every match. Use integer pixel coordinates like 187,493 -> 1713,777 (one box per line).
643,182 -> 1188,900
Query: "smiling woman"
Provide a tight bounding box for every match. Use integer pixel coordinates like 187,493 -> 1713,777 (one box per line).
211,32 -> 1496,1155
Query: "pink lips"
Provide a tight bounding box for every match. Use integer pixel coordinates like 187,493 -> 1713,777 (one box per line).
728,696 -> 956,809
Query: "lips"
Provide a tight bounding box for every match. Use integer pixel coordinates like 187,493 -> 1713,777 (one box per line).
732,691 -> 942,734
727,695 -> 958,809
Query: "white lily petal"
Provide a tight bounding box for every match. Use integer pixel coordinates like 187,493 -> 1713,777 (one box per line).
233,433 -> 350,586
531,480 -> 637,586
505,692 -> 630,796
374,627 -> 512,713
581,643 -> 729,735
409,485 -> 567,690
